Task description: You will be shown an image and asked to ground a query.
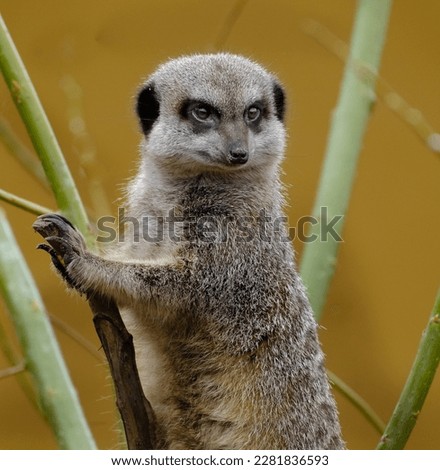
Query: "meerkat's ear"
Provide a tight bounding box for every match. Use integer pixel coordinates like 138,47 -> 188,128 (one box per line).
136,82 -> 160,135
272,80 -> 286,122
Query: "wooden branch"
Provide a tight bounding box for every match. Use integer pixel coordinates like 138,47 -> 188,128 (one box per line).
88,294 -> 157,450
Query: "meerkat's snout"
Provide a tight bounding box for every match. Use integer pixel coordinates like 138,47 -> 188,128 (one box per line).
227,145 -> 248,165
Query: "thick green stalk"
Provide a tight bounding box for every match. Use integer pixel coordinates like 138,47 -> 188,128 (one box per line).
0,15 -> 91,242
377,291 -> 440,449
0,210 -> 96,449
300,0 -> 393,321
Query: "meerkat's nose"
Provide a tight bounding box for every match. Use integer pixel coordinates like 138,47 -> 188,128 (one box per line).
228,148 -> 248,164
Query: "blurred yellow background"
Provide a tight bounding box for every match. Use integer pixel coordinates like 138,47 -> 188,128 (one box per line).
0,0 -> 439,450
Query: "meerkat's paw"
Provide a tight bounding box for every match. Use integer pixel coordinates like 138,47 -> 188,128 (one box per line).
33,213 -> 87,290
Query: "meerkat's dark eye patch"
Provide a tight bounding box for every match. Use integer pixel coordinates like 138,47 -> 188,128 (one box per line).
136,84 -> 160,135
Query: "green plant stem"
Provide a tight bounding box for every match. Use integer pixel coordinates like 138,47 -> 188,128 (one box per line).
49,313 -> 104,362
327,370 -> 385,435
214,0 -> 249,50
377,290 -> 440,449
0,209 -> 96,449
0,15 -> 91,243
60,75 -> 112,218
0,361 -> 25,380
299,0 -> 393,321
302,20 -> 440,157
0,188 -> 53,216
0,116 -> 50,191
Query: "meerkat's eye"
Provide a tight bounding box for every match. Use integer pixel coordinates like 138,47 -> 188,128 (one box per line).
191,105 -> 212,122
245,105 -> 262,123
181,100 -> 219,128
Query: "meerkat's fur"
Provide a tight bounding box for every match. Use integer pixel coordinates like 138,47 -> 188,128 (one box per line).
34,53 -> 344,449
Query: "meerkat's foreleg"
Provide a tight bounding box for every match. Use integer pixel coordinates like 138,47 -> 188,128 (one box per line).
33,214 -> 190,310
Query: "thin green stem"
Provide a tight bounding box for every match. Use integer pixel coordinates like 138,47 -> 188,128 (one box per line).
0,188 -> 53,216
302,19 -> 440,156
60,75 -> 112,218
327,370 -> 385,435
377,290 -> 440,449
49,313 -> 104,362
0,361 -> 25,380
0,209 -> 96,449
0,316 -> 20,366
214,0 -> 249,50
0,318 -> 38,409
0,15 -> 92,244
299,0 -> 393,321
0,116 -> 50,190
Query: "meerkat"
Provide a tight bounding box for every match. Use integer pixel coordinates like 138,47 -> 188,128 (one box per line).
33,53 -> 344,450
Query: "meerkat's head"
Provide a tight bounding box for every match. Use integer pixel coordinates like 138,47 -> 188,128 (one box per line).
136,53 -> 286,175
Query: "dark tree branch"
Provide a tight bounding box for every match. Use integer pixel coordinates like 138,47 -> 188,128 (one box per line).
88,294 -> 157,450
